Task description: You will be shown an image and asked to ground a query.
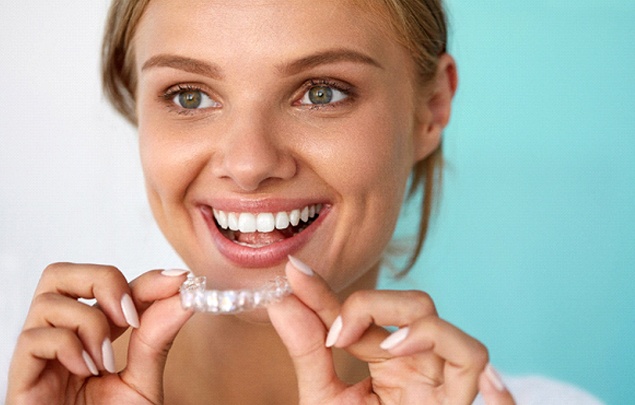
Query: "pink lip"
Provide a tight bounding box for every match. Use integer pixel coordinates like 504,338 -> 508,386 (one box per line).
205,198 -> 324,213
200,202 -> 330,268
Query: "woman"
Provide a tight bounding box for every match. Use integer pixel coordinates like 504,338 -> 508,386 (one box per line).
6,0 -> 515,403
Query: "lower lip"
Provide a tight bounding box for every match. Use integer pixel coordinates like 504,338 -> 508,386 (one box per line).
201,206 -> 330,268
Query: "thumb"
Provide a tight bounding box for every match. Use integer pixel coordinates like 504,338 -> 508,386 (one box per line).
268,294 -> 345,404
120,270 -> 193,403
479,364 -> 516,405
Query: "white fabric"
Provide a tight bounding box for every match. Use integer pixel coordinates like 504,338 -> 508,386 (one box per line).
473,375 -> 605,405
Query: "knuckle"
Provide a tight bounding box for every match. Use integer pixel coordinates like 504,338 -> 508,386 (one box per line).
405,290 -> 436,313
15,330 -> 40,355
16,328 -> 37,347
41,261 -> 72,278
95,265 -> 126,285
31,291 -> 59,309
29,292 -> 109,331
88,305 -> 111,330
26,293 -> 65,327
344,289 -> 373,309
470,341 -> 490,369
19,327 -> 74,348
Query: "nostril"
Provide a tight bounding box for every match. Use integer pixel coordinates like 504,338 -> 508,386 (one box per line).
215,151 -> 297,191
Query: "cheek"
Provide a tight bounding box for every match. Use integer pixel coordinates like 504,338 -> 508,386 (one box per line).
307,109 -> 415,279
139,128 -> 175,202
326,110 -> 414,203
138,120 -> 205,205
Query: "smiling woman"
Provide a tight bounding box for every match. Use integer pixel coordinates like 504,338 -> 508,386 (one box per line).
130,0 -> 437,297
4,1 -> 606,404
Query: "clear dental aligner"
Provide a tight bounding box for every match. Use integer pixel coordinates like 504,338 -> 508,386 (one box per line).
180,274 -> 292,314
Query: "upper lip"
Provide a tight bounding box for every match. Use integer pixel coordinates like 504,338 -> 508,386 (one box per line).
198,198 -> 328,214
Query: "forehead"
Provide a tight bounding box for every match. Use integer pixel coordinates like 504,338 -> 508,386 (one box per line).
133,0 -> 406,73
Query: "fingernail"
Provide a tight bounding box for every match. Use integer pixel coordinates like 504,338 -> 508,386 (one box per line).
288,255 -> 314,276
325,315 -> 343,348
485,364 -> 506,392
121,293 -> 140,329
82,350 -> 99,376
161,268 -> 189,277
101,338 -> 116,374
380,326 -> 410,350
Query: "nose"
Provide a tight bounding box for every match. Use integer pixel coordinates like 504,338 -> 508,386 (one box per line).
212,109 -> 297,192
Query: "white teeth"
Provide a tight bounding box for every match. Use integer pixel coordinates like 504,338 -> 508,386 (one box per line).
214,209 -> 228,229
289,209 -> 300,226
212,204 -> 323,234
238,213 -> 257,233
256,213 -> 275,233
275,212 -> 290,229
228,212 -> 239,231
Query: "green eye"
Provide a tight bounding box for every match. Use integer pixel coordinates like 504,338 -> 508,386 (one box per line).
171,88 -> 219,110
308,86 -> 333,104
178,90 -> 203,109
300,84 -> 348,106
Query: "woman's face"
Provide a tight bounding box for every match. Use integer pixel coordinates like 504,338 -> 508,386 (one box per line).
133,0 -> 437,292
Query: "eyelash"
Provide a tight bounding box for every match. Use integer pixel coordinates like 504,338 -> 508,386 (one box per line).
161,84 -> 216,116
296,78 -> 354,110
159,78 -> 355,116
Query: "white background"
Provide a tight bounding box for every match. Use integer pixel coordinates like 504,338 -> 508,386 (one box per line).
0,1 -> 185,397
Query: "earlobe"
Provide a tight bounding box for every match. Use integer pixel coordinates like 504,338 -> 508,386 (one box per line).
413,54 -> 458,162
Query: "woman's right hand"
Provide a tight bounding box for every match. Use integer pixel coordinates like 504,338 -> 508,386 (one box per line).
6,263 -> 193,405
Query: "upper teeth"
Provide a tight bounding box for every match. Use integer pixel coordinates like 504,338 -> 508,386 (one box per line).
213,204 -> 322,233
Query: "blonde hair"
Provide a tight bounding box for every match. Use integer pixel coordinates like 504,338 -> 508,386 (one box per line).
101,0 -> 448,276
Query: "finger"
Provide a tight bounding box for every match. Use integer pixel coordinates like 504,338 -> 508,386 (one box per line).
268,294 -> 344,404
328,289 -> 443,383
8,327 -> 97,394
127,269 -> 190,315
479,364 -> 515,405
22,292 -> 112,372
285,256 -> 340,323
119,270 -> 192,403
285,256 -> 389,361
381,316 -> 488,405
34,262 -> 136,329
332,289 -> 437,349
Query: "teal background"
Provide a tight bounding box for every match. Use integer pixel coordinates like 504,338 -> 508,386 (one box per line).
382,2 -> 634,404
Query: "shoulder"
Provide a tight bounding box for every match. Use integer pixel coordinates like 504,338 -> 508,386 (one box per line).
473,375 -> 605,405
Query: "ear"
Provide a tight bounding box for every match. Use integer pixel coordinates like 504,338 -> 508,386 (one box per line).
412,54 -> 458,162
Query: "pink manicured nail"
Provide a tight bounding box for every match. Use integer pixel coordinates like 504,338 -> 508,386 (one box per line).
161,268 -> 189,277
121,293 -> 140,329
379,327 -> 410,350
101,338 -> 116,374
326,315 -> 343,348
82,350 -> 99,376
288,255 -> 314,276
485,364 -> 506,392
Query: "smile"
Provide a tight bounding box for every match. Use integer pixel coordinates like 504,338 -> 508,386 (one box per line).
212,204 -> 323,248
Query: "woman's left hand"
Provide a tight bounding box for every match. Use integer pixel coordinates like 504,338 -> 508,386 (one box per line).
268,257 -> 516,405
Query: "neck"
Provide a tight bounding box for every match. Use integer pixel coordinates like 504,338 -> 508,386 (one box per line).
164,265 -> 379,405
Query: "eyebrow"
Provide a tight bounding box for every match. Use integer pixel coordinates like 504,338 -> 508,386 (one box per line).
277,49 -> 383,76
140,49 -> 382,79
141,54 -> 224,79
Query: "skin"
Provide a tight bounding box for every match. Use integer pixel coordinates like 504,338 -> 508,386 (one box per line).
134,0 -> 424,294
6,1 -> 516,404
